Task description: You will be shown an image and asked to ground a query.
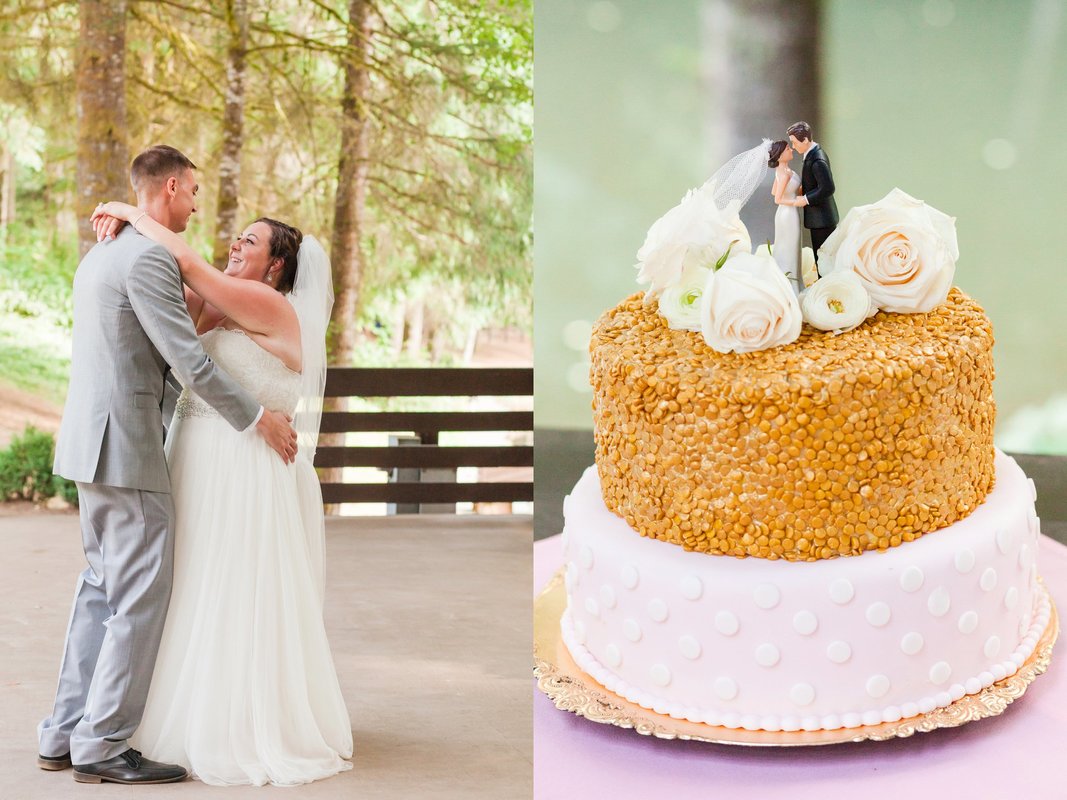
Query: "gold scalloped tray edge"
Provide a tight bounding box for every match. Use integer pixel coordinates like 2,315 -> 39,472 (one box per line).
533,569 -> 1058,746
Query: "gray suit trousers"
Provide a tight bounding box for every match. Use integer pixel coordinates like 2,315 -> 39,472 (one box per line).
38,483 -> 174,764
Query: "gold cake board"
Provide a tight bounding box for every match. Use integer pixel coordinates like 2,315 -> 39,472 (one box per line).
533,569 -> 1058,746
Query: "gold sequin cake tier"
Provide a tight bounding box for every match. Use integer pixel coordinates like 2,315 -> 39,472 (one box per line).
591,287 -> 995,561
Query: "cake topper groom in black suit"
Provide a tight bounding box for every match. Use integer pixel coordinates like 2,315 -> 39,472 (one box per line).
787,121 -> 838,278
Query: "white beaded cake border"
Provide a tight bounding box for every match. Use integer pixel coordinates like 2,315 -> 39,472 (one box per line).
534,569 -> 1058,745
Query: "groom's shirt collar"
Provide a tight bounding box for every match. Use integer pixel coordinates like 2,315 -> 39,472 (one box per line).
803,142 -> 819,160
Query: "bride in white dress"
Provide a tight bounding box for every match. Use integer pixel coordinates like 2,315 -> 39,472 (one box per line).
768,139 -> 804,294
91,203 -> 353,786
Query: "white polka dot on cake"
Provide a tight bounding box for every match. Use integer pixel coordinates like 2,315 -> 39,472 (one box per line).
679,635 -> 701,660
865,602 -> 891,627
927,586 -> 951,617
574,619 -> 587,645
792,610 -> 818,636
899,566 -> 924,593
599,585 -> 617,609
995,528 -> 1013,555
790,683 -> 815,707
578,545 -> 594,570
605,644 -> 622,667
715,610 -> 740,636
954,548 -> 976,574
680,575 -> 703,601
754,583 -> 781,609
650,664 -> 671,686
714,677 -> 738,700
929,661 -> 951,685
755,643 -> 780,667
647,598 -> 669,622
620,564 -> 639,590
565,562 -> 578,591
623,618 -> 642,642
826,641 -> 851,664
1019,544 -> 1031,570
866,674 -> 890,699
828,578 -> 855,605
980,568 -> 997,592
957,610 -> 978,634
900,632 -> 924,655
1004,587 -> 1019,610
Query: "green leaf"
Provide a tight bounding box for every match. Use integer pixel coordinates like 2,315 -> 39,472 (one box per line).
714,240 -> 737,271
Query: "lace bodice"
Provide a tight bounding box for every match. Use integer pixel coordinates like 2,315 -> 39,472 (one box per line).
175,328 -> 301,420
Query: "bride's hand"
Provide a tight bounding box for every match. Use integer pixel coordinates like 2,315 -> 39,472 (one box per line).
90,201 -> 138,241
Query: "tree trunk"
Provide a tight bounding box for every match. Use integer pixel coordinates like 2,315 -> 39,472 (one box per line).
0,143 -> 14,230
701,0 -> 821,246
212,0 -> 248,268
328,0 -> 372,365
405,298 -> 424,360
75,0 -> 130,258
322,0 -> 373,513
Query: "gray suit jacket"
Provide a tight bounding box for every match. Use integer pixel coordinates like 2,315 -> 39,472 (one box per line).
54,227 -> 261,493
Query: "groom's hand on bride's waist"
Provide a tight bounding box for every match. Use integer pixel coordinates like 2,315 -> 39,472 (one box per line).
256,409 -> 299,463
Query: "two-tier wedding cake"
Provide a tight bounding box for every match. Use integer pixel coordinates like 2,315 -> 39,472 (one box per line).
557,180 -> 1050,733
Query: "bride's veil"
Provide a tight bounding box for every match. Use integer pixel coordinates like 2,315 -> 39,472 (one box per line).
287,235 -> 334,606
288,236 -> 334,461
701,138 -> 773,212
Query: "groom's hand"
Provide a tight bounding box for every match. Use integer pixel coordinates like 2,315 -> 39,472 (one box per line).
256,410 -> 299,463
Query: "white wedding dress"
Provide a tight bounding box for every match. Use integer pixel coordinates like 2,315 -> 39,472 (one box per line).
130,327 -> 353,786
773,169 -> 804,294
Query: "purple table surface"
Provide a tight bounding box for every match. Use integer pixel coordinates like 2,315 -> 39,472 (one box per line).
534,534 -> 1067,800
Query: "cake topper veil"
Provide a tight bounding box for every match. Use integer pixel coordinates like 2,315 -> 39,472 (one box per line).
702,138 -> 772,212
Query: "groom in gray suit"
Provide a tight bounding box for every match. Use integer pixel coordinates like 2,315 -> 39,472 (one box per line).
39,145 -> 298,784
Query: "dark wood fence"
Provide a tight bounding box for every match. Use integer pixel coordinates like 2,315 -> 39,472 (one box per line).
315,367 -> 533,507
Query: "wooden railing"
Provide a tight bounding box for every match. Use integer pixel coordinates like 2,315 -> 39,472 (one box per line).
315,367 -> 533,507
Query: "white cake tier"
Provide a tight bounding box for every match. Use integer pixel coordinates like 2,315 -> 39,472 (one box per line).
560,449 -> 1046,732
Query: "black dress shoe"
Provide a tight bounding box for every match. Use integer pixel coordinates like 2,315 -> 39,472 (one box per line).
72,749 -> 188,785
37,752 -> 72,771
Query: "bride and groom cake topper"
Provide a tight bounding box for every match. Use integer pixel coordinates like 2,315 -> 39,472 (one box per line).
769,121 -> 839,289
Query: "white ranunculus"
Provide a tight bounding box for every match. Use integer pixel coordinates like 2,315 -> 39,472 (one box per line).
658,265 -> 710,331
700,251 -> 802,354
636,184 -> 752,296
801,270 -> 875,334
819,188 -> 958,313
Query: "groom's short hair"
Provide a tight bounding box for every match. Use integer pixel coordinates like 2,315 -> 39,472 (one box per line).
786,122 -> 812,142
130,145 -> 197,196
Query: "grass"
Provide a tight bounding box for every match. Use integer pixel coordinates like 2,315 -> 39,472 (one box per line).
0,309 -> 70,404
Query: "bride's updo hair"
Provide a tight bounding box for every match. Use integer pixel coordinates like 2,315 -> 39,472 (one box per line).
768,140 -> 789,168
255,217 -> 303,294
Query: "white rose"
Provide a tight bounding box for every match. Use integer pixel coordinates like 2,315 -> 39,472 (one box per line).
801,270 -> 875,334
658,265 -> 710,331
636,185 -> 752,296
819,188 -> 958,313
801,246 -> 817,288
700,252 -> 802,354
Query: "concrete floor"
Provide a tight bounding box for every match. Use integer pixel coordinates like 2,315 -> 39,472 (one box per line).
0,512 -> 532,799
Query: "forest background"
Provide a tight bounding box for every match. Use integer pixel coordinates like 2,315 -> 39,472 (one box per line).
0,0 -> 532,442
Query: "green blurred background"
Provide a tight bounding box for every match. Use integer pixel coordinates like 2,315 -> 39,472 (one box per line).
534,0 -> 1067,454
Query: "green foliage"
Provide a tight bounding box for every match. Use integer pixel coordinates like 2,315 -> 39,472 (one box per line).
0,0 -> 531,381
0,425 -> 75,504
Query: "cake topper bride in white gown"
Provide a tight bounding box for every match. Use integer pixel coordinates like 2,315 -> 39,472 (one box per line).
767,139 -> 805,294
